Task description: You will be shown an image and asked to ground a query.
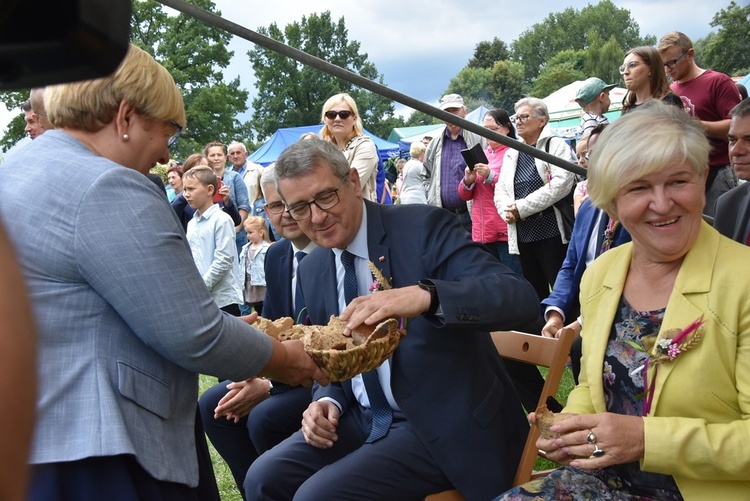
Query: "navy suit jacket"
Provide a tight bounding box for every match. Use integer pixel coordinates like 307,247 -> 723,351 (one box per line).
541,198 -> 631,320
297,200 -> 539,499
262,239 -> 295,321
715,182 -> 750,244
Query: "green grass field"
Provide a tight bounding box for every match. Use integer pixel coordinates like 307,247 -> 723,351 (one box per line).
200,367 -> 576,500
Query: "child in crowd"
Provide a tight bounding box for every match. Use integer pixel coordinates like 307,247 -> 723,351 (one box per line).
239,216 -> 271,315
183,166 -> 243,315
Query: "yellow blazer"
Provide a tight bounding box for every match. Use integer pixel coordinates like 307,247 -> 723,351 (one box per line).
566,221 -> 750,500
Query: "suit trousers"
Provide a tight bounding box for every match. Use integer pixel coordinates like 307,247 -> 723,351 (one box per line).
244,406 -> 453,500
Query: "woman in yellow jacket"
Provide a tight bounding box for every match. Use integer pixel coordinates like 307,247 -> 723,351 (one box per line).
496,102 -> 750,500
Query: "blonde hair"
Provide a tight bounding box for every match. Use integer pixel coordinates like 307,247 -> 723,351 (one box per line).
409,141 -> 426,158
587,101 -> 709,214
657,31 -> 693,53
245,215 -> 270,242
45,44 -> 185,132
182,165 -> 218,192
320,93 -> 363,142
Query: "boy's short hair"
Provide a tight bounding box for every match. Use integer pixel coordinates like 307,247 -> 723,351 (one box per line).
182,165 -> 218,192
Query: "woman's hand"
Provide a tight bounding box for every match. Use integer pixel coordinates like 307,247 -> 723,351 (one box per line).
219,184 -> 231,205
504,203 -> 520,223
543,412 -> 645,469
301,400 -> 340,449
463,166 -> 477,187
213,378 -> 271,423
473,162 -> 490,179
530,411 -> 579,466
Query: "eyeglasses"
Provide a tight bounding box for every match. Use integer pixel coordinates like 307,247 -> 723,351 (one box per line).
485,125 -> 501,132
167,120 -> 183,149
286,173 -> 348,221
618,60 -> 644,74
663,52 -> 687,69
511,114 -> 538,124
324,110 -> 353,120
263,201 -> 285,214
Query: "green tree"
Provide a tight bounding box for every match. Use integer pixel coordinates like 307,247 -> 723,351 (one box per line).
584,34 -> 626,87
131,0 -> 249,158
446,67 -> 494,106
489,60 -> 527,112
0,90 -> 29,152
248,11 -> 396,140
701,1 -> 750,76
511,0 -> 653,82
531,50 -> 587,98
468,38 -> 511,69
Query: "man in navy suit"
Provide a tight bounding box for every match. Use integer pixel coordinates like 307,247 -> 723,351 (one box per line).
244,139 -> 539,500
541,125 -> 631,382
715,99 -> 750,244
198,168 -> 317,495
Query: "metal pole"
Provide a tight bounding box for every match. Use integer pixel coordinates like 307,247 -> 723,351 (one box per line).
156,0 -> 586,176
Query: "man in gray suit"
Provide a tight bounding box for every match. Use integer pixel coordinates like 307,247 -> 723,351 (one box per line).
0,44 -> 325,499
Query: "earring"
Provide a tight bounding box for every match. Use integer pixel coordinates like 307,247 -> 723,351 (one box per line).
122,134 -> 129,140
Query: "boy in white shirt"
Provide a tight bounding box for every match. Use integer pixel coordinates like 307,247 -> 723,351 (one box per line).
183,166 -> 243,315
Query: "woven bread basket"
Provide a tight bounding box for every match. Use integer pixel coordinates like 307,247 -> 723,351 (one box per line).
303,316 -> 405,382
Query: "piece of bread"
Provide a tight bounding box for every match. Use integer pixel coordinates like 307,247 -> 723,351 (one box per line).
253,316 -> 296,340
536,404 -> 565,439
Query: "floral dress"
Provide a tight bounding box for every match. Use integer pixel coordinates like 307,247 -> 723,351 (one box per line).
495,297 -> 683,500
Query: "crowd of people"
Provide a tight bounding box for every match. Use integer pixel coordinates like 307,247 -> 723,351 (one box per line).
2,28 -> 750,501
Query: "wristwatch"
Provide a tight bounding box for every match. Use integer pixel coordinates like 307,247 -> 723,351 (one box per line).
417,279 -> 439,316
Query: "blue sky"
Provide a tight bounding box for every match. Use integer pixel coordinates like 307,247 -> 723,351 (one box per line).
212,0 -> 723,122
0,0 -> 726,146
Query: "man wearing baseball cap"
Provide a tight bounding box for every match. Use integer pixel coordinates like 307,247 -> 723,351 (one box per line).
575,77 -> 616,139
423,93 -> 485,234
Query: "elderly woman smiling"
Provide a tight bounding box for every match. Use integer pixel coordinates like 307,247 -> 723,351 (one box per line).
496,101 -> 750,500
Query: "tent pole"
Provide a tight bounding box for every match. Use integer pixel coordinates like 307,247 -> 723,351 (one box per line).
156,0 -> 585,177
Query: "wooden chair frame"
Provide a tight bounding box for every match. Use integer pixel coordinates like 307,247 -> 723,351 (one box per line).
425,328 -> 576,500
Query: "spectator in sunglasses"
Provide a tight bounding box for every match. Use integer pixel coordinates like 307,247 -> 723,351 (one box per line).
320,93 -> 379,202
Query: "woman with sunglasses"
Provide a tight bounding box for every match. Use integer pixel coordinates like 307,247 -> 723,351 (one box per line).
620,46 -> 683,114
320,93 -> 379,201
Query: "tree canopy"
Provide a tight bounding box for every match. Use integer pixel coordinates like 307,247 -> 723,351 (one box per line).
248,11 -> 396,140
700,1 -> 750,76
131,0 -> 250,157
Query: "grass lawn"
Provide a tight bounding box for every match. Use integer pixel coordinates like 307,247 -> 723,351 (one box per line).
199,367 -> 576,500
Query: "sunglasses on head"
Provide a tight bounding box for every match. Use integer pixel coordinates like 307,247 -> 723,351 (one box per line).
324,110 -> 353,120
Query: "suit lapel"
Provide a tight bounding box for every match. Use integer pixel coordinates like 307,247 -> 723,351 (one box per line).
365,202 -> 392,287
734,185 -> 750,243
279,242 -> 294,313
648,222 -> 715,414
582,243 -> 631,412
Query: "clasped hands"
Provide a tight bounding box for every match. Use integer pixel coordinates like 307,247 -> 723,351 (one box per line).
530,411 -> 645,469
504,202 -> 521,223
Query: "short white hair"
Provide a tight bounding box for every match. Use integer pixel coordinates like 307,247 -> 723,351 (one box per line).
228,142 -> 247,153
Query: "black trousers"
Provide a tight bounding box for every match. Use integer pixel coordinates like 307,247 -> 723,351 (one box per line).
518,236 -> 568,302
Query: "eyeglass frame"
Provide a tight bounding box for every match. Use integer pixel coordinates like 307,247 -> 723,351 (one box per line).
618,60 -> 645,75
167,120 -> 183,149
511,114 -> 540,125
285,172 -> 349,221
324,110 -> 354,120
263,200 -> 286,215
663,51 -> 687,69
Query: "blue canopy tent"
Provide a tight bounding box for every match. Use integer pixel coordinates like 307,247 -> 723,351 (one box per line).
248,125 -> 399,166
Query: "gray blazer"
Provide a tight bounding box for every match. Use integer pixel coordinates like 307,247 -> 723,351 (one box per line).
0,131 -> 273,486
